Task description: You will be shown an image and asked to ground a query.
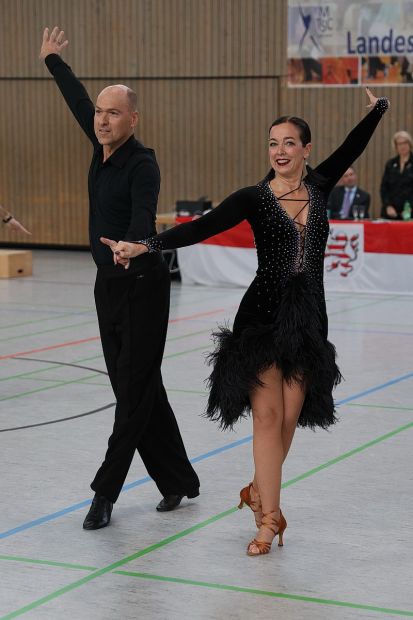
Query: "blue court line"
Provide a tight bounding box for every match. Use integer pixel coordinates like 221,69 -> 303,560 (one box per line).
336,371 -> 413,406
0,371 -> 412,541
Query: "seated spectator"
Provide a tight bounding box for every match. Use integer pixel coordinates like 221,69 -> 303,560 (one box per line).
380,130 -> 413,219
327,167 -> 370,219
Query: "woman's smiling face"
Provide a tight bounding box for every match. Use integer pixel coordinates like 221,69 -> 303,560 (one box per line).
268,122 -> 312,178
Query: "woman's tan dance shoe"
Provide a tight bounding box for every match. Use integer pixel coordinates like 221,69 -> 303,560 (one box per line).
238,482 -> 262,528
246,510 -> 287,556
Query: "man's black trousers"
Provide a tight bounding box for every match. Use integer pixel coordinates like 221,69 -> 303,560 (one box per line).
91,253 -> 200,503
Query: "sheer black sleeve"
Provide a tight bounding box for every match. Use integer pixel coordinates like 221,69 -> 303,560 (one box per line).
137,187 -> 254,252
45,54 -> 97,146
314,98 -> 389,194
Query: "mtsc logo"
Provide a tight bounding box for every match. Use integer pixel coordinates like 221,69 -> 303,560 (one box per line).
315,6 -> 333,34
298,5 -> 334,52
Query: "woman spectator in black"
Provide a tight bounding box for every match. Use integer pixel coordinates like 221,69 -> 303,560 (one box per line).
380,131 -> 413,219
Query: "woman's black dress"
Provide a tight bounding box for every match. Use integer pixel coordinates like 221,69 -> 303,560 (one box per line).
140,99 -> 388,430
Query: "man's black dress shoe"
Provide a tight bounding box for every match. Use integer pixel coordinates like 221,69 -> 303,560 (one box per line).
156,494 -> 184,512
83,494 -> 113,530
156,490 -> 199,512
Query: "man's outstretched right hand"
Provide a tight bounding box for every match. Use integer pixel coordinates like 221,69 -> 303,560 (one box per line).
39,27 -> 69,60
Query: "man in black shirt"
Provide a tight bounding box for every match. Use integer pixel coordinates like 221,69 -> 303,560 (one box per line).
40,27 -> 199,529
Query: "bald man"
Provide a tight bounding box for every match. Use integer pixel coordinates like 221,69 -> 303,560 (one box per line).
40,28 -> 199,530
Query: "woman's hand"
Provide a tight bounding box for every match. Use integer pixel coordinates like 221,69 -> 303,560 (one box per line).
365,87 -> 378,108
100,237 -> 148,269
365,87 -> 390,110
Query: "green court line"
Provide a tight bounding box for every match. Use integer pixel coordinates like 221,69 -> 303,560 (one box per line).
164,345 -> 208,359
0,312 -> 90,331
1,555 -> 411,617
0,354 -> 103,383
78,378 -> 207,396
331,319 -> 413,329
0,292 -> 224,340
2,417 -> 413,619
167,328 -> 211,341
1,342 -> 204,385
0,320 -> 97,344
164,387 -> 207,395
328,295 -> 399,317
0,329 -> 211,385
19,377 -> 71,384
0,301 -> 93,310
282,419 -> 413,489
113,571 -> 413,618
0,292 -> 397,353
0,555 -> 97,572
75,378 -> 111,387
0,508 -> 236,620
0,346 -> 207,401
348,402 -> 413,411
0,374 -> 101,402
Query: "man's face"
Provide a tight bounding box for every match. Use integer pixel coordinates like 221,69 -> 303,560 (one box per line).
94,87 -> 138,149
341,168 -> 357,188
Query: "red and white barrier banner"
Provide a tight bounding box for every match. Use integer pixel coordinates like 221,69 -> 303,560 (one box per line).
177,219 -> 413,294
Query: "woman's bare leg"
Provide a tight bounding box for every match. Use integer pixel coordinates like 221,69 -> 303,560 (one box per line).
249,376 -> 306,552
281,379 -> 306,460
249,365 -> 284,550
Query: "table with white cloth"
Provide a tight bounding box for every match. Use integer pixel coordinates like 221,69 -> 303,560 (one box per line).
176,218 -> 413,295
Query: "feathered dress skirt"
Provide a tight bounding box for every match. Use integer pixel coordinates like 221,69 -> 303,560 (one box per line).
206,272 -> 342,430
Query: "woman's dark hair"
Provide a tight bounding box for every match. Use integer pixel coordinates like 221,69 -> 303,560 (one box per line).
269,116 -> 311,146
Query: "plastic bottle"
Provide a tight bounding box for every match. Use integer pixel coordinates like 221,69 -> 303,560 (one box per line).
402,201 -> 411,221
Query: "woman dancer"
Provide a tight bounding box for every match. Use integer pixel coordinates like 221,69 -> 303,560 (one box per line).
101,89 -> 389,556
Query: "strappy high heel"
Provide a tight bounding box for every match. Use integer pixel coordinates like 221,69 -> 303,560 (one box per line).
238,482 -> 262,528
246,510 -> 287,556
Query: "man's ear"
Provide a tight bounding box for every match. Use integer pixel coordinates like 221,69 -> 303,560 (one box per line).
131,111 -> 139,129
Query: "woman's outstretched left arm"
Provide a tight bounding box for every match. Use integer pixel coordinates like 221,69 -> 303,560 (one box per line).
315,88 -> 389,194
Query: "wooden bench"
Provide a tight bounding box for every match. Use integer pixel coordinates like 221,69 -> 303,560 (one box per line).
0,249 -> 33,278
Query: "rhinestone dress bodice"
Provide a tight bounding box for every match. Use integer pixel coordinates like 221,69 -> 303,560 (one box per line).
245,180 -> 328,316
267,182 -> 310,274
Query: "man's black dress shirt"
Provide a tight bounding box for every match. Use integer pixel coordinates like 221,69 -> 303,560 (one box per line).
45,54 -> 159,265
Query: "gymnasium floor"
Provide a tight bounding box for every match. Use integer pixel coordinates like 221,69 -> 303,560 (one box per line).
0,250 -> 412,620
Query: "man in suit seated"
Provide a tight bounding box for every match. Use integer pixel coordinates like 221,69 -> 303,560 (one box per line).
327,167 -> 370,219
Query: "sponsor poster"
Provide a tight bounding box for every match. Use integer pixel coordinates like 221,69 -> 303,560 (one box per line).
288,0 -> 413,86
